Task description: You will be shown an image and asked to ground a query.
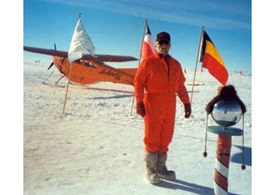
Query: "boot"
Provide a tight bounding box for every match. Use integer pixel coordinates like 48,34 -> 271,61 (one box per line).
144,151 -> 160,184
157,152 -> 176,181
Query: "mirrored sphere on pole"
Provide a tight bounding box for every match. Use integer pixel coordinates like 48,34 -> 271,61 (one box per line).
211,100 -> 242,127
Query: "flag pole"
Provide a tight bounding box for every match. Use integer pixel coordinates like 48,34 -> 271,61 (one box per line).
130,19 -> 147,116
239,71 -> 242,84
190,25 -> 204,104
62,13 -> 81,114
62,62 -> 73,114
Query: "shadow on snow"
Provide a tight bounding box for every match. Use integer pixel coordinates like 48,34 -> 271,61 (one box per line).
153,179 -> 240,195
231,146 -> 252,166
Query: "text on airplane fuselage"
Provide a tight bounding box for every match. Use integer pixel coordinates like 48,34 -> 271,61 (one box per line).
99,69 -> 121,80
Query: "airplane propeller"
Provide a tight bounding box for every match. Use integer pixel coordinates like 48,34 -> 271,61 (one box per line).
47,62 -> 54,70
47,43 -> 57,70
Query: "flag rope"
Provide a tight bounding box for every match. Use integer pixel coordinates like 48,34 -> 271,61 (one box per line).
203,113 -> 208,157
241,114 -> 246,170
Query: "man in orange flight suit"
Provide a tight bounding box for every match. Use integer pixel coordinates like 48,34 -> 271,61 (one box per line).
134,32 -> 191,184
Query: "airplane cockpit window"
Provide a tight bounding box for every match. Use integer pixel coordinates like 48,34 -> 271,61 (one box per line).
75,60 -> 97,68
83,61 -> 97,68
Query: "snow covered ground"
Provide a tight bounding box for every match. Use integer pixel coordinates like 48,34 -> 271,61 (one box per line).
23,61 -> 251,195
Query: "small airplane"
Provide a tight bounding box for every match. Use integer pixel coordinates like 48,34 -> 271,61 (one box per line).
24,45 -> 138,86
24,14 -> 139,86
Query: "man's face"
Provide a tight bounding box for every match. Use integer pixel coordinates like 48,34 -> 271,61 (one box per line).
156,42 -> 171,56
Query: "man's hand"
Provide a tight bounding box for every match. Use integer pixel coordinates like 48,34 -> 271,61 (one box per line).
184,103 -> 191,118
136,102 -> 146,117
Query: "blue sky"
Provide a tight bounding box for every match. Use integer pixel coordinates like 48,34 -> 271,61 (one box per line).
2,2 -> 275,192
24,0 -> 251,72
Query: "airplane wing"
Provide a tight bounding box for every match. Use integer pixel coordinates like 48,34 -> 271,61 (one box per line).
24,46 -> 138,62
24,46 -> 68,58
95,54 -> 138,62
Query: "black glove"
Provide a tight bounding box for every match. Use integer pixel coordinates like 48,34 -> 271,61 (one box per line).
136,102 -> 145,117
184,103 -> 191,118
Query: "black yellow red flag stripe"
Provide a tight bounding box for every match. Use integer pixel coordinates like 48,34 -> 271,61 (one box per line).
200,31 -> 228,85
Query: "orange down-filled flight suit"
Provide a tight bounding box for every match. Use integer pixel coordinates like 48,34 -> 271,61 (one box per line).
134,51 -> 190,153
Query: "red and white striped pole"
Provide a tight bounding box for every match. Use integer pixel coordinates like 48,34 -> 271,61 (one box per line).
205,123 -> 245,195
204,86 -> 246,195
214,135 -> 231,195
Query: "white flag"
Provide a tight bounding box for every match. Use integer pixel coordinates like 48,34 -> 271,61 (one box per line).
68,17 -> 95,62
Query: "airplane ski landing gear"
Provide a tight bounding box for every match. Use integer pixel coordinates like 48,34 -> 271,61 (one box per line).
42,71 -> 54,85
55,75 -> 65,85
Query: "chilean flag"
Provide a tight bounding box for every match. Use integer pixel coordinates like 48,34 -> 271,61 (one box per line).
141,23 -> 155,59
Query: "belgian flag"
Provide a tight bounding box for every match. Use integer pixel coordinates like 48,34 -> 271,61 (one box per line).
199,31 -> 228,85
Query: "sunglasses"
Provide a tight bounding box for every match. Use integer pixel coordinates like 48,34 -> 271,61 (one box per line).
158,40 -> 170,45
